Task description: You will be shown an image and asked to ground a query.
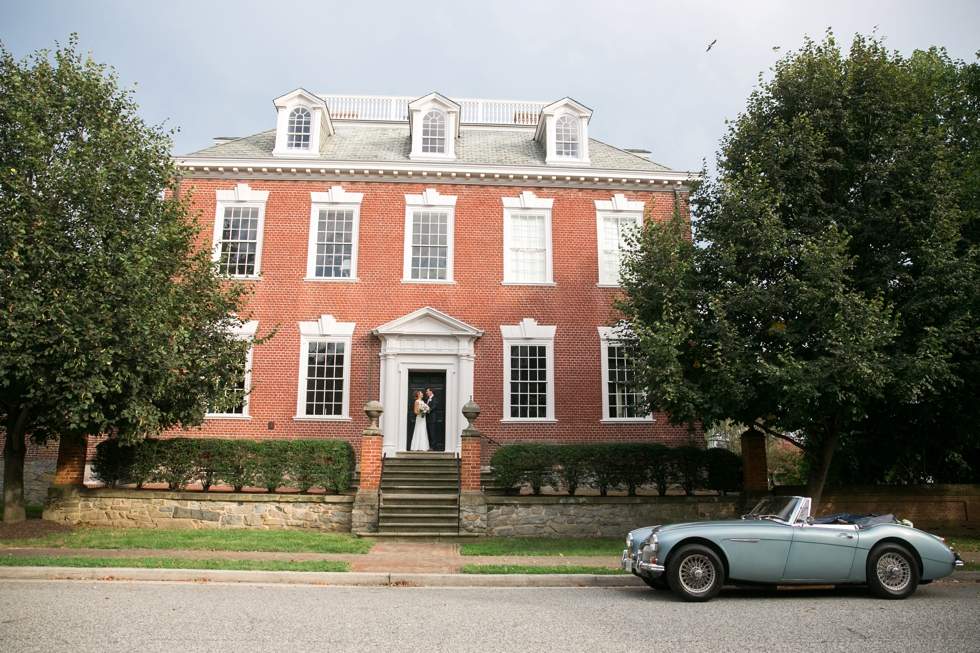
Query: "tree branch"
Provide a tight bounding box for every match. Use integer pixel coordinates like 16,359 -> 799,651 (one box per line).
752,422 -> 817,458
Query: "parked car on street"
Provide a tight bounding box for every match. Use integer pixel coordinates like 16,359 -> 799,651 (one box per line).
623,495 -> 963,602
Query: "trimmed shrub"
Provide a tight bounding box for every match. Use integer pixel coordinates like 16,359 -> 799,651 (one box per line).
255,440 -> 291,493
490,444 -> 554,495
322,440 -> 355,493
158,438 -> 198,490
703,447 -> 743,495
584,445 -> 621,496
131,438 -> 162,489
215,440 -> 260,492
672,445 -> 705,496
289,440 -> 328,493
553,445 -> 588,495
645,443 -> 674,496
195,439 -> 227,492
615,443 -> 649,496
91,438 -> 135,488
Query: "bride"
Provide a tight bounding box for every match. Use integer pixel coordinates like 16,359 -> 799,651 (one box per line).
410,390 -> 430,451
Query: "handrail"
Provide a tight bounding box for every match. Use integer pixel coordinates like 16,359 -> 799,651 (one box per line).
456,450 -> 462,535
318,93 -> 549,125
377,452 -> 386,530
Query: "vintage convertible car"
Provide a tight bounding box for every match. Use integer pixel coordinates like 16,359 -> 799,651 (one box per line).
623,495 -> 963,602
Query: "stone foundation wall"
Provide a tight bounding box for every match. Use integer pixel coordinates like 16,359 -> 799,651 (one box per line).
0,460 -> 57,505
486,495 -> 743,539
43,486 -> 353,531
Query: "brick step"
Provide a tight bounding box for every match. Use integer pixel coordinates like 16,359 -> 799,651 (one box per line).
380,507 -> 458,515
380,493 -> 458,502
381,487 -> 458,495
381,473 -> 460,482
379,517 -> 459,527
379,523 -> 460,533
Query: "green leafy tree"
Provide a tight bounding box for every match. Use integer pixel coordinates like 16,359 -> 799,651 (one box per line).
0,37 -> 266,521
619,32 -> 979,506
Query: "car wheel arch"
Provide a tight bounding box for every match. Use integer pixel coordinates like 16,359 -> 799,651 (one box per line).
872,537 -> 923,576
664,537 -> 730,581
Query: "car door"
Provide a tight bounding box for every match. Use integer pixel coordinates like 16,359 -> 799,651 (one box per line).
782,524 -> 858,581
720,521 -> 794,583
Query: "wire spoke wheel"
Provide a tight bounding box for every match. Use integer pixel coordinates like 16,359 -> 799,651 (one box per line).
678,554 -> 716,594
876,552 -> 911,591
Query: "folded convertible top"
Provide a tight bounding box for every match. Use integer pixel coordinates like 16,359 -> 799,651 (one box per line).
813,513 -> 898,528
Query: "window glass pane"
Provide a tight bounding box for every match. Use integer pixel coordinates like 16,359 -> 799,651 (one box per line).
555,115 -> 578,157
287,108 -> 312,149
218,206 -> 260,276
510,344 -> 548,418
509,213 -> 546,282
210,365 -> 247,415
601,214 -> 638,283
422,111 -> 446,153
315,209 -> 355,277
305,341 -> 345,416
410,211 -> 448,280
607,343 -> 642,418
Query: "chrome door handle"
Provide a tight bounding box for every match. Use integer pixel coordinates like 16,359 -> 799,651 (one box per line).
838,533 -> 854,539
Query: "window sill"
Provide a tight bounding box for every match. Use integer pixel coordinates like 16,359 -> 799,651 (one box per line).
499,418 -> 558,424
600,418 -> 656,424
292,416 -> 353,422
400,279 -> 457,285
221,275 -> 262,281
500,281 -> 556,287
303,277 -> 360,283
205,414 -> 251,420
596,283 -> 621,288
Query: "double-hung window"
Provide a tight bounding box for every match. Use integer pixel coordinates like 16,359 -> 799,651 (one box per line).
403,189 -> 456,283
595,194 -> 644,286
206,321 -> 259,419
502,191 -> 554,285
287,107 -> 312,150
295,315 -> 355,421
213,184 -> 269,279
501,319 -> 557,422
598,326 -> 652,422
555,115 -> 579,158
306,187 -> 363,281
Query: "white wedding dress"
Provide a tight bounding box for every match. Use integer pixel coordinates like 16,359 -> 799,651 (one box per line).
410,399 -> 430,451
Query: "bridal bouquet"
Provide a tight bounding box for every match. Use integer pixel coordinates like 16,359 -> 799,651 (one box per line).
418,403 -> 431,418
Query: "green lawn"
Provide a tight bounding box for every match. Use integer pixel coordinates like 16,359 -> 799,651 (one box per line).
945,536 -> 980,553
460,564 -> 628,575
0,554 -> 350,572
0,505 -> 44,520
459,537 -> 623,557
958,562 -> 979,572
1,526 -> 373,554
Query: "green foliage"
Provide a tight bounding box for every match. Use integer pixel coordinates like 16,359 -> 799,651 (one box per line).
490,444 -> 554,495
702,447 -> 743,495
645,443 -> 674,497
0,37 -> 270,520
255,440 -> 291,493
672,446 -> 705,496
320,439 -> 355,493
618,32 -> 980,502
131,439 -> 161,489
0,556 -> 352,573
158,439 -> 198,491
215,440 -> 259,492
459,537 -> 624,557
91,439 -> 135,488
583,445 -> 621,496
553,445 -> 589,496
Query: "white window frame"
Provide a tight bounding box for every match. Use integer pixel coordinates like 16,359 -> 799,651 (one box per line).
212,184 -> 269,280
286,107 -> 312,151
305,186 -> 364,282
294,315 -> 355,421
554,115 -> 579,158
403,188 -> 457,284
500,319 -> 557,423
595,194 -> 645,287
502,191 -> 555,286
598,326 -> 653,423
206,320 -> 259,420
421,110 -> 447,154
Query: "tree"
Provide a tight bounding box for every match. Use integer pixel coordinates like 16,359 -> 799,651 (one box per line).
0,37 -> 265,522
618,32 -> 979,507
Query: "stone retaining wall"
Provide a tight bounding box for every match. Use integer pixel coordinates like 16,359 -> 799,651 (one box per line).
0,460 -> 56,505
486,495 -> 743,538
43,486 -> 354,531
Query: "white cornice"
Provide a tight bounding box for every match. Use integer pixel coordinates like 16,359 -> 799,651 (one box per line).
174,156 -> 698,191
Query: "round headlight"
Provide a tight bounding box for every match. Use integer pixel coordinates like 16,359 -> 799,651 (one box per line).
646,534 -> 659,553
626,533 -> 634,549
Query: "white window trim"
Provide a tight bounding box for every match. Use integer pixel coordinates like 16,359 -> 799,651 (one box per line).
271,89 -> 333,158
598,326 -> 654,423
294,315 -> 355,421
206,320 -> 259,420
500,318 -> 557,423
595,194 -> 645,287
305,186 -> 364,282
403,189 -> 457,284
212,184 -> 269,280
502,191 -> 554,285
408,94 -> 459,162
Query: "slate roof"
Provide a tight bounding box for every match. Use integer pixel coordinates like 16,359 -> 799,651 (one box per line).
183,125 -> 673,172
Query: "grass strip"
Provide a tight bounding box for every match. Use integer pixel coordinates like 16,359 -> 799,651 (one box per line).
0,555 -> 351,572
460,564 -> 628,575
957,562 -> 979,572
2,526 -> 372,554
459,537 -> 623,557
945,536 -> 980,553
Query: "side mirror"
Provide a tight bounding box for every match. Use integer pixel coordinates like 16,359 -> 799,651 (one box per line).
805,516 -> 814,526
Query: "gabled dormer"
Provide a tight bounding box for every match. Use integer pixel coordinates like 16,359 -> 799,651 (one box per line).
272,88 -> 334,158
534,97 -> 592,166
408,92 -> 460,162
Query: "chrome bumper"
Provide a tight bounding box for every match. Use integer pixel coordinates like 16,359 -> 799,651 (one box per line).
637,561 -> 665,573
954,559 -> 964,568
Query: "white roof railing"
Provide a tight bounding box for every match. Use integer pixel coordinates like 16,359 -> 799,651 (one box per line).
317,94 -> 550,125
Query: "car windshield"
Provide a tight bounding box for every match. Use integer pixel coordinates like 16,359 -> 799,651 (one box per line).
745,497 -> 798,522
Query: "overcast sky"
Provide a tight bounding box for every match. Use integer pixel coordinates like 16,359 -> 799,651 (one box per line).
1,1 -> 978,174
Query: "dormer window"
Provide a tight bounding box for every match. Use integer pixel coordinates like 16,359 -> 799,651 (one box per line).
287,108 -> 312,150
422,111 -> 446,153
555,115 -> 579,158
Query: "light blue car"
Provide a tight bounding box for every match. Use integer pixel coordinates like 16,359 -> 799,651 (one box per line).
623,495 -> 964,602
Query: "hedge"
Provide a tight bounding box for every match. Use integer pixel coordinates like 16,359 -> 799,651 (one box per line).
91,438 -> 355,493
490,443 -> 743,496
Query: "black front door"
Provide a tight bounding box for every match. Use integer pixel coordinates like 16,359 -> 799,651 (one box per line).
406,371 -> 446,451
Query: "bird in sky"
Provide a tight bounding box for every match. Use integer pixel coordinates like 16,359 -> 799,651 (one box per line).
706,39 -> 717,52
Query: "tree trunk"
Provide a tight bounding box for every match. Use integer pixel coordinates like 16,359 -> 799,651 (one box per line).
2,407 -> 30,523
804,426 -> 841,510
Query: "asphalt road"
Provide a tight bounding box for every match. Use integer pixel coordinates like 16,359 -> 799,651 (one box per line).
0,580 -> 977,652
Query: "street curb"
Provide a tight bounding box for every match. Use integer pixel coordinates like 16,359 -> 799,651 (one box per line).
0,566 -> 644,587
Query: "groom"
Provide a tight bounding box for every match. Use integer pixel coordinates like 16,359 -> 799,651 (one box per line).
425,387 -> 441,451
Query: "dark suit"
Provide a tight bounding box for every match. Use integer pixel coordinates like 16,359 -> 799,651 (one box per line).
425,394 -> 441,451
